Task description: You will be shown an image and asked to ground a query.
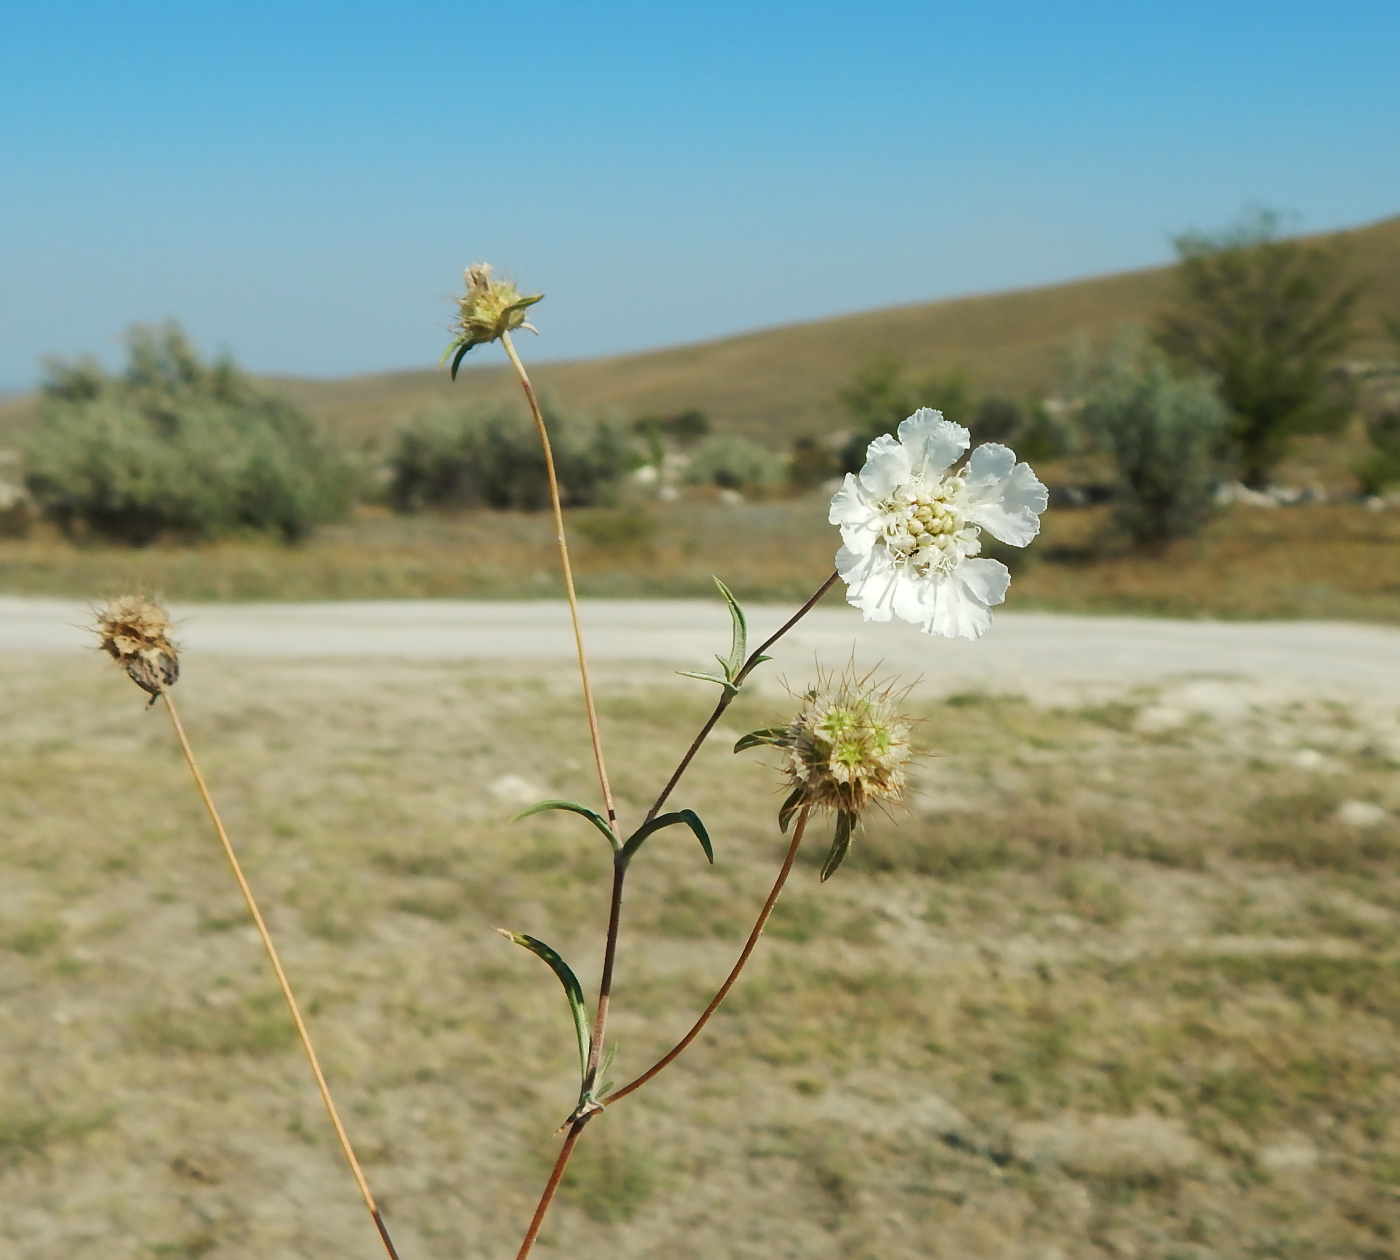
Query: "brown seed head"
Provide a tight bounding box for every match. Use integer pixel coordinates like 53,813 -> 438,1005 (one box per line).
443,262 -> 544,377
95,596 -> 179,697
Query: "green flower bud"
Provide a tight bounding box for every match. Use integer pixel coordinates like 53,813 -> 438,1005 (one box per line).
738,670 -> 915,880
442,263 -> 543,378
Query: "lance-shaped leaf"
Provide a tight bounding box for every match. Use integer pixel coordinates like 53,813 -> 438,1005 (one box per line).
497,929 -> 592,1083
675,577 -> 770,695
621,808 -> 714,865
714,576 -> 748,681
820,811 -> 858,882
734,726 -> 787,754
511,799 -> 619,851
777,786 -> 806,835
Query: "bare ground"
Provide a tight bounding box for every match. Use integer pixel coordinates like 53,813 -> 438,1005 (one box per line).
2,607 -> 1400,1258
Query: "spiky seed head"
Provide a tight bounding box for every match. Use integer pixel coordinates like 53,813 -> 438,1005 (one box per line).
782,672 -> 912,816
443,263 -> 543,375
94,596 -> 179,697
759,670 -> 914,879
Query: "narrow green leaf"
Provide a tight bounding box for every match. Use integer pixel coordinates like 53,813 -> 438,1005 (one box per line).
621,808 -> 714,864
777,786 -> 806,834
511,799 -> 619,850
449,342 -> 472,380
820,811 -> 858,882
733,726 -> 787,753
497,929 -> 592,1082
676,669 -> 733,691
713,577 -> 748,680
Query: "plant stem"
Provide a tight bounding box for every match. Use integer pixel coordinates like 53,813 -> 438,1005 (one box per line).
159,690 -> 401,1260
644,570 -> 839,826
513,1116 -> 589,1260
512,569 -> 837,1257
606,807 -> 810,1105
500,330 -> 618,830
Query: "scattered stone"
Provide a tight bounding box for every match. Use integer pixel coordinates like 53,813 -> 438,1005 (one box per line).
488,774 -> 545,806
1336,799 -> 1387,828
1136,706 -> 1189,734
1012,1113 -> 1204,1177
1257,1134 -> 1319,1171
1291,748 -> 1327,772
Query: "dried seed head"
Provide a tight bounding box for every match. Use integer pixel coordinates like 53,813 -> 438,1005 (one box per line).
737,669 -> 915,880
443,263 -> 543,376
782,672 -> 912,817
94,596 -> 179,697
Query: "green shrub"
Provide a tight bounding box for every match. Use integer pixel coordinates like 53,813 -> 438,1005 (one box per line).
24,325 -> 351,544
683,434 -> 785,491
1080,339 -> 1229,546
388,406 -> 633,512
837,358 -> 971,473
1357,409 -> 1400,495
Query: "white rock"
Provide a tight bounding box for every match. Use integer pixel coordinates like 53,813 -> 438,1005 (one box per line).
1136,706 -> 1189,733
488,774 -> 546,806
1012,1113 -> 1204,1176
1257,1134 -> 1318,1171
1336,799 -> 1387,828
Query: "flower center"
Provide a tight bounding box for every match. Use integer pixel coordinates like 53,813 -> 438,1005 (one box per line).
877,481 -> 972,571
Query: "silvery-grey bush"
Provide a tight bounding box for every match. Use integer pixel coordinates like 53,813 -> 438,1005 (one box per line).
1080,338 -> 1229,546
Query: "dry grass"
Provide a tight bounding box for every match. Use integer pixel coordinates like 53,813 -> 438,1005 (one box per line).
0,497 -> 1398,624
3,650 -> 1400,1257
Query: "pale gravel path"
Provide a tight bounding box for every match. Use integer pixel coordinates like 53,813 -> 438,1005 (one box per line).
7,596 -> 1400,707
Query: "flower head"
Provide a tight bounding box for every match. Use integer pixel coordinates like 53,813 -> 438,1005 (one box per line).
737,670 -> 914,880
94,595 -> 179,697
443,263 -> 543,378
830,409 -> 1048,639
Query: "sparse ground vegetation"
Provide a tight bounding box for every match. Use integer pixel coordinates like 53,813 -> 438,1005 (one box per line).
0,495 -> 1396,623
4,654 -> 1400,1257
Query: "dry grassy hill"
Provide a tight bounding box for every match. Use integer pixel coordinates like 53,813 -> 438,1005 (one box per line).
2,214 -> 1397,451
279,213 -> 1400,445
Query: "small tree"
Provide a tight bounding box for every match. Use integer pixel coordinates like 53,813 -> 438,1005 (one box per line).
25,325 -> 352,544
1154,211 -> 1364,488
1081,340 -> 1229,546
837,358 -> 971,472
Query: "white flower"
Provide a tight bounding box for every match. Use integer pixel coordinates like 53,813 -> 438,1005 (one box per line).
829,409 -> 1047,640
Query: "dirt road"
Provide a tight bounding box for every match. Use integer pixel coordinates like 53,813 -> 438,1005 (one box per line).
8,595 -> 1400,705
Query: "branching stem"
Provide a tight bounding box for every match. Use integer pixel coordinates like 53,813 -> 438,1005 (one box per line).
496,326 -> 839,1260
159,690 -> 400,1260
644,570 -> 839,826
607,807 -> 811,1104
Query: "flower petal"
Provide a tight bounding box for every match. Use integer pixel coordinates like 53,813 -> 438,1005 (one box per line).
926,565 -> 998,640
896,409 -> 969,482
836,545 -> 899,622
856,434 -> 911,498
963,443 -> 1048,547
828,475 -> 883,557
956,557 -> 1010,609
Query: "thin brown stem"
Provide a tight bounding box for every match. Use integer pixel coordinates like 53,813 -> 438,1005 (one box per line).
514,1117 -> 589,1260
500,330 -> 618,829
608,807 -> 811,1104
644,571 -> 839,826
159,691 -> 400,1260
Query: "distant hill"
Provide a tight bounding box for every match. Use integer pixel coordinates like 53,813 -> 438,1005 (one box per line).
4,214 -> 1398,450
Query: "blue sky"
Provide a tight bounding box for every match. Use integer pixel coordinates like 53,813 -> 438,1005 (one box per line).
2,1 -> 1398,391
